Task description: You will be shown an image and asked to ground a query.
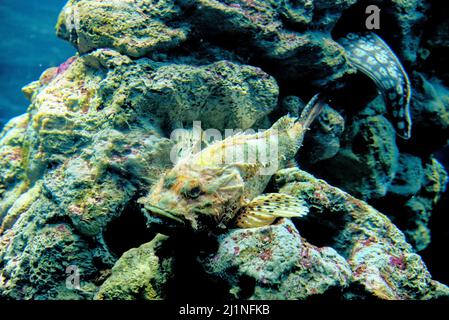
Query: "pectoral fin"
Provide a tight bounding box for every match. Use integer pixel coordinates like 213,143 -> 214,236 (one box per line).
235,193 -> 308,228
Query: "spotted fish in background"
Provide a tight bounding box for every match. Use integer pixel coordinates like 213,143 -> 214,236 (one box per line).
338,32 -> 412,139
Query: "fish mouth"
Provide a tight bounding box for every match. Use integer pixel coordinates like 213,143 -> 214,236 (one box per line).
144,204 -> 185,224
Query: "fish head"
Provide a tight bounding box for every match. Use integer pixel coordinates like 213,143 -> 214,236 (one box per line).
139,161 -> 245,231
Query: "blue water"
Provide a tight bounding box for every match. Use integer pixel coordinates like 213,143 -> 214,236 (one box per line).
0,0 -> 75,128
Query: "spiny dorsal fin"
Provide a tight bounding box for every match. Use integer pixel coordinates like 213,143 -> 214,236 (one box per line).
235,193 -> 308,228
296,93 -> 326,129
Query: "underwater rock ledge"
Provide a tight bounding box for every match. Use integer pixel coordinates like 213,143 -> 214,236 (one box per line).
1,0 -> 449,300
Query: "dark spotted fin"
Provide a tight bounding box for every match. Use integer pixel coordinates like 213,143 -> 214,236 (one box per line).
235,193 -> 308,228
338,32 -> 412,139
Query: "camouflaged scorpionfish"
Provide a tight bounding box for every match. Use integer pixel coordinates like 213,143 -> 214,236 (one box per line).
338,32 -> 413,139
139,95 -> 325,231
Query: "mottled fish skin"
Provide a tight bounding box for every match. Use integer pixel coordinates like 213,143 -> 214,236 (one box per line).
338,32 -> 412,139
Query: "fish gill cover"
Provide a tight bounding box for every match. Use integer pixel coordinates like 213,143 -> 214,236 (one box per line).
0,0 -> 448,301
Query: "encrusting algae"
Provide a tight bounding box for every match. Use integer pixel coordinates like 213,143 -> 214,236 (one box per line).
1,0 -> 449,301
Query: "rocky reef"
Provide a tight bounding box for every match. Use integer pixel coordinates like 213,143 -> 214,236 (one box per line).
0,0 -> 449,300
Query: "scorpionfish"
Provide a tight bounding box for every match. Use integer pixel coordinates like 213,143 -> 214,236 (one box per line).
139,95 -> 325,231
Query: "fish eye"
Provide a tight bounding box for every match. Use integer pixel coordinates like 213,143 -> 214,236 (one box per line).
187,186 -> 202,199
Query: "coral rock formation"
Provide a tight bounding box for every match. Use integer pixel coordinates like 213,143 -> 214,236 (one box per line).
0,0 -> 448,300
275,167 -> 449,299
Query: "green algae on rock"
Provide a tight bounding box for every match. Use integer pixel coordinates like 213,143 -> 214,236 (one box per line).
1,46 -> 278,237
56,0 -> 189,57
0,45 -> 282,298
95,234 -> 173,300
309,113 -> 399,200
1,0 -> 449,301
204,219 -> 352,300
401,157 -> 448,251
0,186 -> 97,299
410,74 -> 449,152
56,0 -> 356,89
0,114 -> 30,226
372,155 -> 448,252
388,153 -> 425,198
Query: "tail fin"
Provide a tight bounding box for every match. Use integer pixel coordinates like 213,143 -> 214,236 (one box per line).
296,94 -> 326,129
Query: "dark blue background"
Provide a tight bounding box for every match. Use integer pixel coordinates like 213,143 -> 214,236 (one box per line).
0,0 -> 75,128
